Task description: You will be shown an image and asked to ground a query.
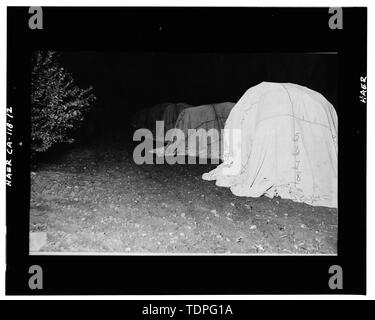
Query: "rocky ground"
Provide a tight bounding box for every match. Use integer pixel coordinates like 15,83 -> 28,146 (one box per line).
30,140 -> 338,254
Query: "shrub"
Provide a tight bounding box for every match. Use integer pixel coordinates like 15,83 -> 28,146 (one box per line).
31,51 -> 96,156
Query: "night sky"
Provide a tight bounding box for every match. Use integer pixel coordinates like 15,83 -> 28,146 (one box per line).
60,52 -> 338,137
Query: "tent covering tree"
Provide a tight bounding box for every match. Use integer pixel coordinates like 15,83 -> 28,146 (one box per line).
154,102 -> 235,159
131,102 -> 171,129
155,102 -> 193,142
202,82 -> 338,208
131,102 -> 192,141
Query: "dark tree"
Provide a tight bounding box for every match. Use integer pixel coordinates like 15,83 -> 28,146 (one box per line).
31,51 -> 96,156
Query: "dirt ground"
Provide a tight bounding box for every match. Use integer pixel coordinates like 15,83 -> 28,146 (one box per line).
30,140 -> 338,254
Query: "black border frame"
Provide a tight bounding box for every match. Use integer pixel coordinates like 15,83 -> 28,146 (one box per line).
6,7 -> 367,295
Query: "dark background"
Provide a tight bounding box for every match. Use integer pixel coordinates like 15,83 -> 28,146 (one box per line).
60,51 -> 338,138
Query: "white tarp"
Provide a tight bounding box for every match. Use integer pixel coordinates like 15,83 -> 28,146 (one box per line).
131,102 -> 192,141
155,102 -> 235,159
155,102 -> 192,142
130,102 -> 171,129
202,82 -> 338,208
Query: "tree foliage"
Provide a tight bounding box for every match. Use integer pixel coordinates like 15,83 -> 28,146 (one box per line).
31,51 -> 96,155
